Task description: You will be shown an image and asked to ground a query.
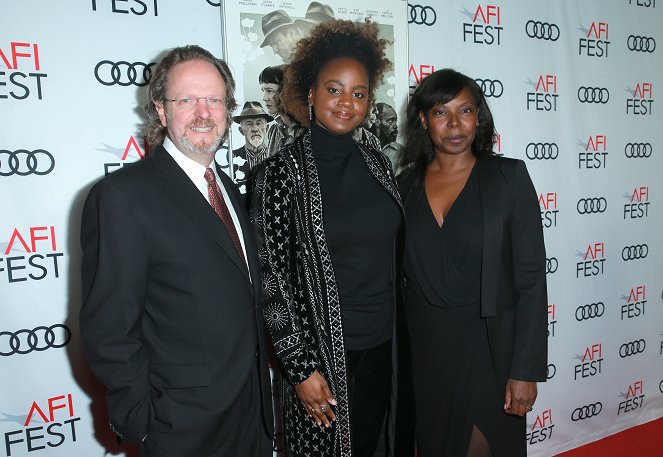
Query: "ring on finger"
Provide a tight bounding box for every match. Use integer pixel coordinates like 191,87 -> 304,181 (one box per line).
311,407 -> 318,413
320,405 -> 328,412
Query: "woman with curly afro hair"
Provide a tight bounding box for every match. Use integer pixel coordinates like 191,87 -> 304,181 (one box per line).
252,19 -> 411,457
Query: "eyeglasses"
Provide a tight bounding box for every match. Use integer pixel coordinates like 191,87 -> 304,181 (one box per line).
163,96 -> 226,110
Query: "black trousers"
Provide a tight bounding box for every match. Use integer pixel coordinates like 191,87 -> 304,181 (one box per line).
346,339 -> 392,457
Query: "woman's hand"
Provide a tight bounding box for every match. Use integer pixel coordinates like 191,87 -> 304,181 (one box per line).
504,379 -> 537,417
294,370 -> 337,427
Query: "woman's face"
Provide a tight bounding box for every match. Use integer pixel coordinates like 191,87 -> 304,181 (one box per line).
419,87 -> 479,157
309,57 -> 369,135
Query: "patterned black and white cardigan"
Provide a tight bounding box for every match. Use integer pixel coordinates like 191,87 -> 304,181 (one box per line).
251,129 -> 402,457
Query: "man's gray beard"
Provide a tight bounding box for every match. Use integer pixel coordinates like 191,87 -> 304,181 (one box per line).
179,133 -> 224,155
248,135 -> 264,149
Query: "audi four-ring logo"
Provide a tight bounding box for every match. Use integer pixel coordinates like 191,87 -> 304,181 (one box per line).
575,302 -> 605,321
577,197 -> 607,214
627,35 -> 656,52
0,149 -> 55,176
475,79 -> 503,98
622,244 -> 648,261
545,257 -> 558,274
624,143 -> 653,158
408,4 -> 436,26
526,142 -> 559,160
571,402 -> 603,421
94,60 -> 156,87
525,20 -> 560,41
0,324 -> 71,356
546,363 -> 556,380
619,339 -> 646,357
577,87 -> 610,104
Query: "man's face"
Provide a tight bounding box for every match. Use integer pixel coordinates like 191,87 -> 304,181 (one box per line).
269,27 -> 302,62
239,117 -> 268,149
261,82 -> 281,115
155,59 -> 228,165
377,106 -> 398,145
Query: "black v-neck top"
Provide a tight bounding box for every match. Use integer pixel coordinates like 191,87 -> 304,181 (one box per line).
311,123 -> 401,350
404,162 -> 483,308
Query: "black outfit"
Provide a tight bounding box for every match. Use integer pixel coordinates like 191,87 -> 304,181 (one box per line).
311,123 -> 399,455
399,156 -> 548,457
312,123 -> 399,351
80,144 -> 273,457
252,126 -> 407,457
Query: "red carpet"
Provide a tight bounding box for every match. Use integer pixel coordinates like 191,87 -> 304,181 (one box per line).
554,417 -> 663,457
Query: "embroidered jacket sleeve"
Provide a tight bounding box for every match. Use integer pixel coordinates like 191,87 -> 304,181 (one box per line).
253,156 -> 319,384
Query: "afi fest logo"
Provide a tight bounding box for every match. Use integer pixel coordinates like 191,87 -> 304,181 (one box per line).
527,409 -> 554,445
578,21 -> 610,57
3,394 -> 81,456
628,0 -> 656,7
408,64 -> 435,96
547,304 -> 557,338
576,242 -> 605,278
538,191 -> 558,228
99,134 -> 147,175
491,132 -> 502,153
618,381 -> 645,415
461,4 -> 503,45
0,226 -> 63,284
574,343 -> 603,380
91,0 -> 159,16
0,41 -> 47,100
626,82 -> 653,115
620,284 -> 646,320
526,75 -> 559,111
623,186 -> 650,219
578,134 -> 607,169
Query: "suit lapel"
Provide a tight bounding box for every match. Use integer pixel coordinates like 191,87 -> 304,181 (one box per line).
152,146 -> 250,282
478,157 -> 503,317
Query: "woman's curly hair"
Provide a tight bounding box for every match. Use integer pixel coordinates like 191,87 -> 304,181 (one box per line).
281,19 -> 392,127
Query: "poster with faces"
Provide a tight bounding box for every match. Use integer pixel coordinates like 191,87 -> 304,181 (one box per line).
221,0 -> 409,188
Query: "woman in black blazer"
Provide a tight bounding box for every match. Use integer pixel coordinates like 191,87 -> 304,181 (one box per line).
398,69 -> 548,457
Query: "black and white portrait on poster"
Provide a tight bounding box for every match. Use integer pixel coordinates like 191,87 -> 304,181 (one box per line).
222,1 -> 408,193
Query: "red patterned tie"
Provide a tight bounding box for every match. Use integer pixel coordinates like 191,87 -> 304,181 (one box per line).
204,168 -> 247,269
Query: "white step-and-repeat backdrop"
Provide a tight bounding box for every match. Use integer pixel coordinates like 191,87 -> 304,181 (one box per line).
1,1 -> 661,456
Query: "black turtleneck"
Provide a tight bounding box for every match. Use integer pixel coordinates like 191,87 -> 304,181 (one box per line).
311,123 -> 401,350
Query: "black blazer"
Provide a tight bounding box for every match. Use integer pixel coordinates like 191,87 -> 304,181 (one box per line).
79,145 -> 273,453
399,155 -> 548,385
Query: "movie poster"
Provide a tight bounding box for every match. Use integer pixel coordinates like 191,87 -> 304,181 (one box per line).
222,0 -> 408,193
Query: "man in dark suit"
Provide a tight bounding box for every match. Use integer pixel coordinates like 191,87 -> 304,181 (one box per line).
79,45 -> 273,457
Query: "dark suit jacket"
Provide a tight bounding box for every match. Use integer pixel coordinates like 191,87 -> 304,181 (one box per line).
79,144 -> 273,454
399,155 -> 548,386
